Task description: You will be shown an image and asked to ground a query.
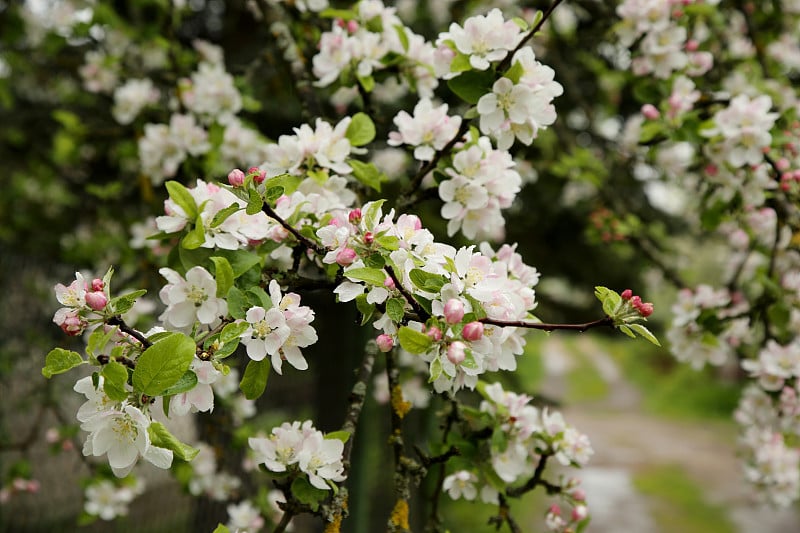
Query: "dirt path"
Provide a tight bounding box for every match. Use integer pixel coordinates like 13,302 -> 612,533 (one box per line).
538,336 -> 800,533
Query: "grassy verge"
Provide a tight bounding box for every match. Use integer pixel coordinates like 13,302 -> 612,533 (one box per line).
633,464 -> 736,533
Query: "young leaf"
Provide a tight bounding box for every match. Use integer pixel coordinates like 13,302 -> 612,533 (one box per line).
629,323 -> 661,346
398,326 -> 433,354
220,321 -> 249,344
349,159 -> 383,192
42,348 -> 85,378
210,256 -> 234,298
159,369 -> 199,396
290,477 -> 329,512
240,359 -> 270,400
181,214 -> 206,250
325,430 -> 351,443
132,332 -> 196,396
210,204 -> 240,228
344,267 -> 387,286
386,297 -> 406,323
447,70 -> 496,105
246,188 -> 263,215
227,286 -> 248,320
109,289 -> 147,315
345,112 -> 376,147
100,360 -> 129,402
165,181 -> 198,220
148,421 -> 200,461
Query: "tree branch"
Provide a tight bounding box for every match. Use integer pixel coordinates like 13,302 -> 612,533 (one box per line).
480,315 -> 614,332
262,202 -> 326,255
385,265 -> 430,322
107,315 -> 152,349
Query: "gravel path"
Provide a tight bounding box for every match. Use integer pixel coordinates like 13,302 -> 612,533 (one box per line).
538,336 -> 800,533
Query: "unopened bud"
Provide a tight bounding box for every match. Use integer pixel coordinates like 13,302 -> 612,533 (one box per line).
248,166 -> 266,184
376,334 -> 394,352
384,276 -> 396,290
462,321 -> 484,341
346,19 -> 359,33
620,289 -> 633,300
91,278 -> 105,292
426,326 -> 442,341
335,247 -> 357,266
446,341 -> 466,365
641,104 -> 660,120
228,168 -> 245,187
571,488 -> 586,501
363,231 -> 374,245
348,208 -> 362,224
443,298 -> 465,324
637,302 -> 654,317
61,315 -> 85,336
85,291 -> 108,311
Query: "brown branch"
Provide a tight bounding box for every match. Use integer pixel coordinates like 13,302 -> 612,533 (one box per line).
385,265 -> 430,321
273,509 -> 295,533
262,202 -> 326,255
497,0 -> 565,72
480,315 -> 614,332
506,453 -> 561,498
107,315 -> 152,349
340,343 -> 377,477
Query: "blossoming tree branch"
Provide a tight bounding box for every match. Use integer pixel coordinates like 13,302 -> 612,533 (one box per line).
7,0 -> 796,530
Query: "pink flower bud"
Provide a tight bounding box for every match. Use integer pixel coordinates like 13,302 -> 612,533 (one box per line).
91,278 -> 105,292
26,480 -> 40,494
641,104 -> 660,120
228,168 -> 245,187
637,302 -> 654,317
443,298 -> 465,324
426,326 -> 442,341
630,295 -> 643,308
571,488 -> 586,501
348,208 -> 362,224
335,247 -> 357,266
62,439 -> 74,451
363,231 -> 374,245
248,166 -> 266,184
462,321 -> 484,341
346,19 -> 359,33
685,39 -> 699,52
45,428 -> 60,444
376,334 -> 394,352
446,341 -> 466,365
85,291 -> 108,311
549,504 -> 562,516
620,289 -> 633,300
61,314 -> 85,336
384,277 -> 396,290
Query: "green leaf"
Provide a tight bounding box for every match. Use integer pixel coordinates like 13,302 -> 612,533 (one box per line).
86,325 -> 117,357
290,477 -> 329,512
263,174 -> 302,196
386,297 -> 406,323
160,369 -> 199,396
357,73 -> 375,93
264,186 -> 284,203
344,267 -> 386,286
363,199 -> 385,230
355,293 -> 375,325
227,286 -> 248,320
220,321 -> 249,344
398,326 -> 433,354
210,204 -> 240,228
246,188 -> 263,215
165,181 -> 198,220
618,324 -> 636,339
212,525 -> 231,533
215,249 -> 262,278
393,25 -> 409,52
449,52 -> 472,74
325,430 -> 351,443
100,361 -> 129,401
504,60 -> 524,84
349,159 -> 383,192
42,348 -> 84,378
132,333 -> 196,396
247,286 -> 272,309
429,357 -> 442,383
319,8 -> 355,19
181,214 -> 206,250
148,421 -> 200,461
409,269 -> 446,292
374,234 -> 399,250
240,359 -> 270,400
109,289 -> 147,315
629,323 -> 661,346
461,350 -> 479,370
210,256 -> 234,298
448,70 -> 496,105
345,113 -> 376,147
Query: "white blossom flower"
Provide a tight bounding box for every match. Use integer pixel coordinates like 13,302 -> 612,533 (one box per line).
158,266 -> 227,330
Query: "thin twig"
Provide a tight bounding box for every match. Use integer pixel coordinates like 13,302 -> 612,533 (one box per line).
107,315 -> 152,349
385,265 -> 430,321
480,315 -> 614,332
262,202 -> 326,255
497,0 -> 565,72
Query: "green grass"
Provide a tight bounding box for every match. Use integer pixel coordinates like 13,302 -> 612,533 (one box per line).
633,465 -> 736,533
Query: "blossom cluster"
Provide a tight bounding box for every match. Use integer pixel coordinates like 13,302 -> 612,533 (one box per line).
74,376 -> 173,478
83,478 -> 145,521
53,272 -> 109,336
248,421 -> 346,490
